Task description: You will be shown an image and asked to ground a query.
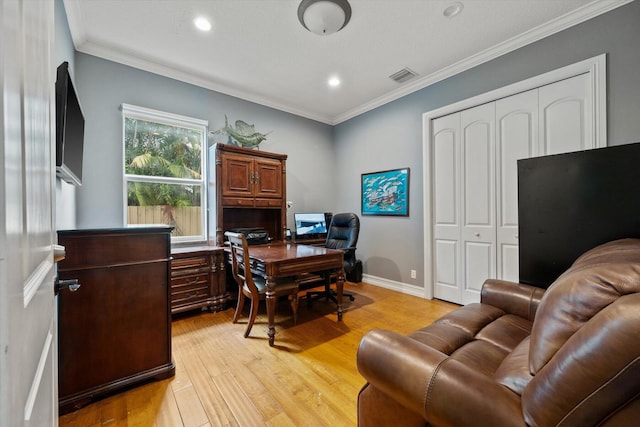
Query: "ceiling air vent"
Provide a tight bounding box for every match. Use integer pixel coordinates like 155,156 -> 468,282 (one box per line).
389,67 -> 418,84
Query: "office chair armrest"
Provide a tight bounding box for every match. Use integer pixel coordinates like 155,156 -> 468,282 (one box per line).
340,246 -> 356,255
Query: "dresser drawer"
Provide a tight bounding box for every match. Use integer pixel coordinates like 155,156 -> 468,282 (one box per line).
170,247 -> 227,313
171,272 -> 208,289
171,255 -> 209,271
171,286 -> 210,305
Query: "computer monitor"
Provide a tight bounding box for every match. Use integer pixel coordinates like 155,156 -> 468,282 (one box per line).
293,212 -> 328,240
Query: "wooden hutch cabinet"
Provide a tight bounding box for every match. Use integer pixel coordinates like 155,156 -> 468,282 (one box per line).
211,144 -> 287,246
170,246 -> 226,314
57,227 -> 174,414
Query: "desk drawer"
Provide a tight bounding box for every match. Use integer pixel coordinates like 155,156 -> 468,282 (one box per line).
171,286 -> 210,305
171,255 -> 209,271
171,273 -> 209,300
254,198 -> 281,208
171,273 -> 208,289
222,197 -> 254,207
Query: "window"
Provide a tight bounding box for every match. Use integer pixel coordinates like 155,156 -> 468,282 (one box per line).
122,104 -> 207,243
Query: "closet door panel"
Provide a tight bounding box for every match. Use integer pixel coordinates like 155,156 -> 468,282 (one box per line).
464,241 -> 493,304
460,104 -> 496,303
463,123 -> 492,226
496,89 -> 538,282
539,73 -> 592,155
434,240 -> 460,302
432,114 -> 462,302
434,128 -> 458,232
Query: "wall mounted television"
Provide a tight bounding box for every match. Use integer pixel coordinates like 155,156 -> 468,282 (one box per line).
294,212 -> 328,240
55,61 -> 85,186
517,142 -> 640,288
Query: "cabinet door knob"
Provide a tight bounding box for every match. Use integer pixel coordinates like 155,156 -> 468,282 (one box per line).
475,232 -> 480,237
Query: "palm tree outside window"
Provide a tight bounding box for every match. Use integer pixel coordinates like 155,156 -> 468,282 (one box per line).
122,104 -> 207,243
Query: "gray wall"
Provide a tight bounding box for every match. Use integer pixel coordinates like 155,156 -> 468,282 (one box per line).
54,0 -> 77,230
334,1 -> 640,288
74,54 -> 335,231
70,1 -> 640,294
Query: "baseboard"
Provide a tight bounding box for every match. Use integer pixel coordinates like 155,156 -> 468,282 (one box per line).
361,274 -> 427,299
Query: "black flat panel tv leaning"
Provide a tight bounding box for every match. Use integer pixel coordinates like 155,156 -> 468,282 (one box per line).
294,212 -> 327,240
55,61 -> 85,186
517,142 -> 640,288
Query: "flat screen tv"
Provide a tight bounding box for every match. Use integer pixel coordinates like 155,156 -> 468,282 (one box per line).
55,61 -> 85,186
517,142 -> 640,288
294,212 -> 328,240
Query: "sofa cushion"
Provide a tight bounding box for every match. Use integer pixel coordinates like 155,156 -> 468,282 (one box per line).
493,336 -> 533,395
523,293 -> 640,427
529,239 -> 640,374
409,303 -> 533,377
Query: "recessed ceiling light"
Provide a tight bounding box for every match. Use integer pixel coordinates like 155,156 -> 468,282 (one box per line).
194,16 -> 212,32
328,76 -> 341,87
443,2 -> 463,19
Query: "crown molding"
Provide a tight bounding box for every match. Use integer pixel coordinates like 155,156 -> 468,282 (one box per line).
75,39 -> 335,125
63,0 -> 87,49
63,0 -> 633,127
332,0 -> 634,124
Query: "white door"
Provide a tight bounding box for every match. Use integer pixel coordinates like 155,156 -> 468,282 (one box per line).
433,113 -> 462,303
431,73 -> 600,305
460,103 -> 496,304
495,89 -> 538,282
1,0 -> 58,426
433,103 -> 496,304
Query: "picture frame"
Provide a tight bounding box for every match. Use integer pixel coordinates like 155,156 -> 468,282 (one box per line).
361,168 -> 410,216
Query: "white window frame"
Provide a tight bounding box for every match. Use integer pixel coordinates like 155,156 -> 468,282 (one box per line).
122,103 -> 208,244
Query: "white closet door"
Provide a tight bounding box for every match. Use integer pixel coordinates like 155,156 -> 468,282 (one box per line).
432,113 -> 462,303
427,59 -> 605,305
460,103 -> 496,304
539,73 -> 593,155
495,89 -> 538,282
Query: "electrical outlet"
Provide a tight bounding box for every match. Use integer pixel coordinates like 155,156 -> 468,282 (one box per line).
410,269 -> 416,279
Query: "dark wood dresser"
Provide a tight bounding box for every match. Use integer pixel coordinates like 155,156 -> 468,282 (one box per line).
170,246 -> 228,314
56,227 -> 175,414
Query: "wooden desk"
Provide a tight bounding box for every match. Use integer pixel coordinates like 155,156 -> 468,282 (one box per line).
230,242 -> 345,346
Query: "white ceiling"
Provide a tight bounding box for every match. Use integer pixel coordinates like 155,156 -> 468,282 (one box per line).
63,0 -> 629,125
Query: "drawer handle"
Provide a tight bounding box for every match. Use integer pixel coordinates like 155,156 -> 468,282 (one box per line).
185,276 -> 200,285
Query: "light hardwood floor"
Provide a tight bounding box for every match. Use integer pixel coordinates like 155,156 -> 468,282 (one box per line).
59,282 -> 458,427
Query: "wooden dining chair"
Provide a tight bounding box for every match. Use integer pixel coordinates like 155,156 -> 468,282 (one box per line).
225,231 -> 300,338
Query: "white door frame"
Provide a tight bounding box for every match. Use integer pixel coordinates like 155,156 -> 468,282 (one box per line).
422,54 -> 607,300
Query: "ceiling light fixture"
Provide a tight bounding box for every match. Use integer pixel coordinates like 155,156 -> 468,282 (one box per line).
328,76 -> 341,87
194,16 -> 212,32
298,0 -> 352,36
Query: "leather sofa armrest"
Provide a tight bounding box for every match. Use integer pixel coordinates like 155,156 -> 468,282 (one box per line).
357,329 -> 526,426
481,279 -> 545,321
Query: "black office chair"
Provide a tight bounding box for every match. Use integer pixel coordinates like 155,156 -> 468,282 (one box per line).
306,212 -> 362,306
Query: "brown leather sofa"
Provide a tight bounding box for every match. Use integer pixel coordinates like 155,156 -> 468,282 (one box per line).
357,238 -> 640,427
